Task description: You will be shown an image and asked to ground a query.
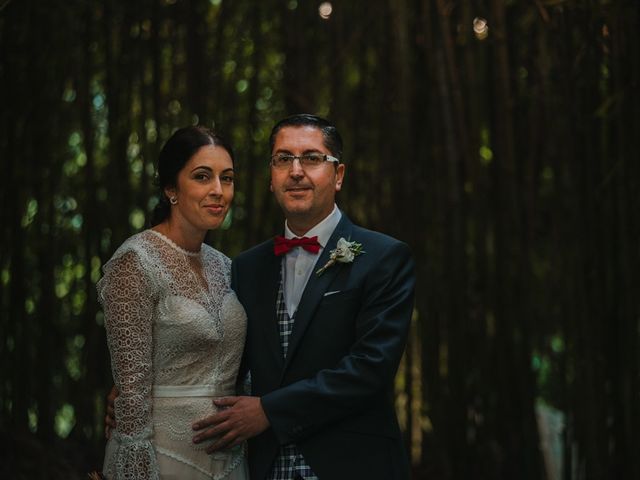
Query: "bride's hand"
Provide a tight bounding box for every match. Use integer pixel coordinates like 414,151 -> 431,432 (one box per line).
191,396 -> 269,453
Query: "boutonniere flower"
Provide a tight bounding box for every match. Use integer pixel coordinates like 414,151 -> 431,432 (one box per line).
316,237 -> 365,276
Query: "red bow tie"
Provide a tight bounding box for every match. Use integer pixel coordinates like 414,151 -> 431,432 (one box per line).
274,235 -> 321,256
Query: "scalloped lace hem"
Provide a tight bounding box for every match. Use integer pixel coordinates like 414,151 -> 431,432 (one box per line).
155,443 -> 245,480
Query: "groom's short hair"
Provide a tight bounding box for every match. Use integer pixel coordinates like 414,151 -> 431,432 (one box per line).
269,114 -> 343,160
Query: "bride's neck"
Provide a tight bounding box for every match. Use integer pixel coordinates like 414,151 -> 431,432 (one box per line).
153,220 -> 204,253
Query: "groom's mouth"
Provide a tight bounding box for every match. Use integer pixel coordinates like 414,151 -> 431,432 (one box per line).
285,187 -> 312,198
285,185 -> 312,192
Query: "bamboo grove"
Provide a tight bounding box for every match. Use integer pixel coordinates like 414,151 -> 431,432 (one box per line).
1,1 -> 638,478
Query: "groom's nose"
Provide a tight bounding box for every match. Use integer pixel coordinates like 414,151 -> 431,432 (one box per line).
289,158 -> 305,178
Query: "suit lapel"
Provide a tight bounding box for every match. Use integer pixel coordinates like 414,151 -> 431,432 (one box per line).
254,242 -> 284,371
281,215 -> 354,374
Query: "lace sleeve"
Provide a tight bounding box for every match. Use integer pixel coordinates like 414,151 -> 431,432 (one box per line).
99,250 -> 159,480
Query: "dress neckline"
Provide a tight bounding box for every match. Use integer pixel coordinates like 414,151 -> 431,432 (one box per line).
148,229 -> 202,257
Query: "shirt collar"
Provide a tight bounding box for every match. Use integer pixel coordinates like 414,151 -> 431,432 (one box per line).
284,204 -> 342,248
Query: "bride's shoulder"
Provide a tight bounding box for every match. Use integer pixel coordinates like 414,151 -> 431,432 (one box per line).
104,230 -> 160,267
111,230 -> 148,252
98,232 -> 161,293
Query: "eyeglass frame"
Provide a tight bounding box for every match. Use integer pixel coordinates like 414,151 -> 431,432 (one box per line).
270,152 -> 340,169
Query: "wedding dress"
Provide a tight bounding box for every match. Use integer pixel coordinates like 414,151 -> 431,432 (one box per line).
99,230 -> 248,479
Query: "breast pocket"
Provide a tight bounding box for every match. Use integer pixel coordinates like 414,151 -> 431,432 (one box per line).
310,288 -> 361,353
318,288 -> 360,307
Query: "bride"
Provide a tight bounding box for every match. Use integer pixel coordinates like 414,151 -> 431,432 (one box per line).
99,126 -> 248,479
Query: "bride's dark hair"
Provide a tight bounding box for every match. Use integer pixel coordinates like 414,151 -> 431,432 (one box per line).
150,126 -> 235,227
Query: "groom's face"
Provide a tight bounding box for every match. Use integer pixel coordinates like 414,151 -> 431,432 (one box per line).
270,126 -> 345,230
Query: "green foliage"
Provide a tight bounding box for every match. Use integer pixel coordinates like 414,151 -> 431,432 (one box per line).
1,0 -> 638,478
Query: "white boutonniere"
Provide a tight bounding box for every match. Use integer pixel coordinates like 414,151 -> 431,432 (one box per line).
316,237 -> 365,276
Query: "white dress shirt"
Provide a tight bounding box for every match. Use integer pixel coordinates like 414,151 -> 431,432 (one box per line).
282,205 -> 342,316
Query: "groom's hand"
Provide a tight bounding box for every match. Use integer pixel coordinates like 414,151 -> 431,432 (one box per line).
192,396 -> 270,453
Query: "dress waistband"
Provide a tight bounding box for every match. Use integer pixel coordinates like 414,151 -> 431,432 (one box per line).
152,384 -> 233,398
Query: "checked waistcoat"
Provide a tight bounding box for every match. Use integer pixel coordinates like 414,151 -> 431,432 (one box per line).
265,273 -> 319,480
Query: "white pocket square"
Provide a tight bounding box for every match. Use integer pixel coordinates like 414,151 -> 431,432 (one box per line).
323,290 -> 341,297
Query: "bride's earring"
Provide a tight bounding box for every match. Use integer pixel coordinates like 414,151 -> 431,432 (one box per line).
169,196 -> 178,205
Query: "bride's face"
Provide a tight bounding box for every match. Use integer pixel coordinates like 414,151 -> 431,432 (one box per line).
165,145 -> 234,233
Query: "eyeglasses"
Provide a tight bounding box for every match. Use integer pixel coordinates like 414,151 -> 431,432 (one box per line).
270,153 -> 340,169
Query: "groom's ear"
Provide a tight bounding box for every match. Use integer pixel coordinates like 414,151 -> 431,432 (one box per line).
269,182 -> 274,192
335,163 -> 345,191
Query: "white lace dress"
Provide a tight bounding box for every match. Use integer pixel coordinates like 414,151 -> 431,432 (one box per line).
98,230 -> 248,480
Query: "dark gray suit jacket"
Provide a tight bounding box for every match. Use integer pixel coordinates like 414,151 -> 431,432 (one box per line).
232,214 -> 416,479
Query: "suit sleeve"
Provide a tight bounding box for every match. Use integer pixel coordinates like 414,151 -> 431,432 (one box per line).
232,259 -> 251,394
260,241 -> 416,444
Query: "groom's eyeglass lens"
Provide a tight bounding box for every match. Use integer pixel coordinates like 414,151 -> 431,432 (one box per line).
270,153 -> 339,169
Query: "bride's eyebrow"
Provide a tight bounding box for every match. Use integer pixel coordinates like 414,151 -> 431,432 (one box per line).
190,166 -> 213,173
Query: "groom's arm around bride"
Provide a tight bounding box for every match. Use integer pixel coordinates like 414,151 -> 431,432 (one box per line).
193,114 -> 416,480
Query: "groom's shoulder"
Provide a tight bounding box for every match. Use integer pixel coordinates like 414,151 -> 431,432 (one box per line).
348,223 -> 415,284
350,222 -> 410,254
234,238 -> 274,264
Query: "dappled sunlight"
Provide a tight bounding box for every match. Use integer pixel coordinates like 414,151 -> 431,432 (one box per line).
1,0 -> 637,477
318,2 -> 332,20
473,17 -> 489,40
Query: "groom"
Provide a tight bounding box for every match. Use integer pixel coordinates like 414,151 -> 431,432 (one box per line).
191,114 -> 416,479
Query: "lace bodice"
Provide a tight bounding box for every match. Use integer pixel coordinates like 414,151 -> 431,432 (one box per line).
98,230 -> 247,479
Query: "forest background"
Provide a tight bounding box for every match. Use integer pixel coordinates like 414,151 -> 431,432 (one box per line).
1,0 -> 638,479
